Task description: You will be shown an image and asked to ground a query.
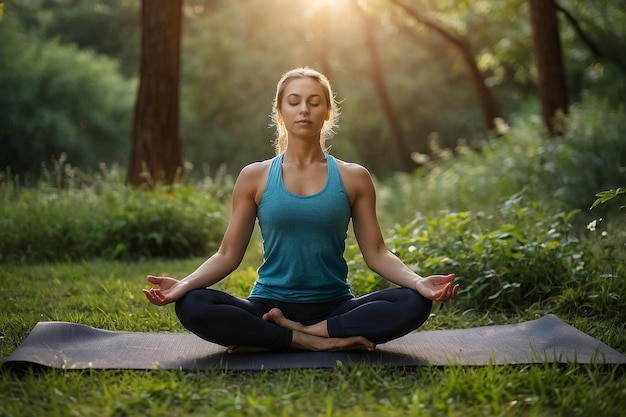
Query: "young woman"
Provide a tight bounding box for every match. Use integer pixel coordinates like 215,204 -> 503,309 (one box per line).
143,67 -> 459,352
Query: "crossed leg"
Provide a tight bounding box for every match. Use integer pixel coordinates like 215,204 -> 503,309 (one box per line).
177,287 -> 429,353
259,287 -> 432,349
259,308 -> 376,352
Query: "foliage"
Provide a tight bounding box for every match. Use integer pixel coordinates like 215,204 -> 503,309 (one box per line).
348,192 -> 586,312
377,95 -> 626,226
1,2 -> 625,415
549,96 -> 626,210
0,10 -> 136,177
3,0 -> 140,77
6,0 -> 625,180
591,187 -> 626,209
0,161 -> 228,263
559,0 -> 626,104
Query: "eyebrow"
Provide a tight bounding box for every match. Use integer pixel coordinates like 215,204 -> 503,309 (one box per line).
286,93 -> 322,98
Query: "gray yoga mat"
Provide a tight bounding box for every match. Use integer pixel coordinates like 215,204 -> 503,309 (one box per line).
3,315 -> 625,370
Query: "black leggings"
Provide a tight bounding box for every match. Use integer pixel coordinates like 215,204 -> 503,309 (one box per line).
175,287 -> 432,349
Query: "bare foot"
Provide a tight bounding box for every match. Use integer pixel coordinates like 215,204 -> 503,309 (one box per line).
263,308 -> 328,337
291,331 -> 376,352
263,308 -> 377,352
263,308 -> 306,331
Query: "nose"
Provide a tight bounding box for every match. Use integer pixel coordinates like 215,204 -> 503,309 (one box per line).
298,103 -> 310,115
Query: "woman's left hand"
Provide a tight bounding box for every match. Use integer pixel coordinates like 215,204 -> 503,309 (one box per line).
415,273 -> 459,301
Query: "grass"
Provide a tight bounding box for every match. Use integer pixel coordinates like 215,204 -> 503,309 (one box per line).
1,258 -> 625,417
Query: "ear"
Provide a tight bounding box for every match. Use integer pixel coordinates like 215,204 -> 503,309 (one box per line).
276,110 -> 283,123
325,110 -> 331,121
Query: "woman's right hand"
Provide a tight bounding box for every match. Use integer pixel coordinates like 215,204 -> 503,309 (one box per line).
142,275 -> 188,306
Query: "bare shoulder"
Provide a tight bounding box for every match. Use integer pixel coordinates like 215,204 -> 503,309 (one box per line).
334,158 -> 373,183
239,159 -> 272,179
334,158 -> 375,202
236,158 -> 273,203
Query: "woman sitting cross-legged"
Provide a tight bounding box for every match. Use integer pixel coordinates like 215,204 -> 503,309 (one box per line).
143,67 -> 459,352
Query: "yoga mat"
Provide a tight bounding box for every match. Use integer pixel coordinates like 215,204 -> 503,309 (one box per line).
2,315 -> 625,371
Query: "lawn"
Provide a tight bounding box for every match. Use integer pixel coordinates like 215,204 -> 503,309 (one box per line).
1,258 -> 625,417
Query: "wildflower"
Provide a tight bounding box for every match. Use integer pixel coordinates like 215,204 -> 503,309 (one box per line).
587,220 -> 597,232
586,218 -> 602,232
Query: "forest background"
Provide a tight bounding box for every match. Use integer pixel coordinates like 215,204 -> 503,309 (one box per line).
1,0 -> 623,180
1,1 -> 626,415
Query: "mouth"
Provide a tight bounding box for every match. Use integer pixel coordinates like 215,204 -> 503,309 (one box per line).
296,120 -> 312,125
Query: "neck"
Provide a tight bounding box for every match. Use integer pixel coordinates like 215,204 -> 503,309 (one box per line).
283,133 -> 326,163
282,145 -> 326,166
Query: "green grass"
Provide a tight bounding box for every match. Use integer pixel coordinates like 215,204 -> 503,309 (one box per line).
1,259 -> 625,417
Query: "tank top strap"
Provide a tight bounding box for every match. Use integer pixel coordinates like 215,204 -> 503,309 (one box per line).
265,154 -> 284,192
325,155 -> 345,193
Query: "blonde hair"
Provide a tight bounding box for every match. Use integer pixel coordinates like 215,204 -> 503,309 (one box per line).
270,67 -> 340,155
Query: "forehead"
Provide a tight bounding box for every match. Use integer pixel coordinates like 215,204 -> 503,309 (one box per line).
283,77 -> 326,98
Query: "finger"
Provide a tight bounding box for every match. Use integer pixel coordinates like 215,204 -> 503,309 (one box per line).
143,289 -> 161,305
436,286 -> 450,301
146,275 -> 161,284
433,274 -> 455,285
439,282 -> 456,301
149,288 -> 163,300
444,284 -> 459,301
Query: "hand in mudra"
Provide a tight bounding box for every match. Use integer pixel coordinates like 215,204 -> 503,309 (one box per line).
416,274 -> 459,301
142,275 -> 188,306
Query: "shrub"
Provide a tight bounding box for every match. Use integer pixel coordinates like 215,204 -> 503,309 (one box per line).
99,183 -> 225,260
377,95 -> 626,227
0,164 -> 227,263
349,193 -> 586,312
0,15 -> 135,177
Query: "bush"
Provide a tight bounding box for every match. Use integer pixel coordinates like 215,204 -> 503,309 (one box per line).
0,12 -> 135,177
377,95 -> 626,227
0,164 -> 228,263
349,192 -> 586,312
99,183 -> 225,260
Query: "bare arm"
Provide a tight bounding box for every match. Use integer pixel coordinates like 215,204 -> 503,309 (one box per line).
143,163 -> 264,305
178,164 -> 260,289
346,163 -> 458,301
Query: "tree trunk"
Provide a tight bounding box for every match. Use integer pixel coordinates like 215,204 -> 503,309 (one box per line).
354,1 -> 417,172
128,0 -> 183,186
528,0 -> 569,135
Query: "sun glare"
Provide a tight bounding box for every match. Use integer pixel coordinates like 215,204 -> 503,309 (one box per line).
321,0 -> 343,8
303,0 -> 347,17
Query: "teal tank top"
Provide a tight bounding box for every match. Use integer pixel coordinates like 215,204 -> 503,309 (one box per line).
249,154 -> 354,302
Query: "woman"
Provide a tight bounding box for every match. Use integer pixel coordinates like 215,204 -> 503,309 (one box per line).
143,67 -> 459,352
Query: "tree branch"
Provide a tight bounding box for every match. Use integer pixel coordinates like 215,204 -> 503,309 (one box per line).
554,1 -> 626,73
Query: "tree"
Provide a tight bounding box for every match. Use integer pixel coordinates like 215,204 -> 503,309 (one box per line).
528,0 -> 568,135
128,0 -> 183,186
353,0 -> 417,172
0,11 -> 134,177
388,0 -> 500,131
